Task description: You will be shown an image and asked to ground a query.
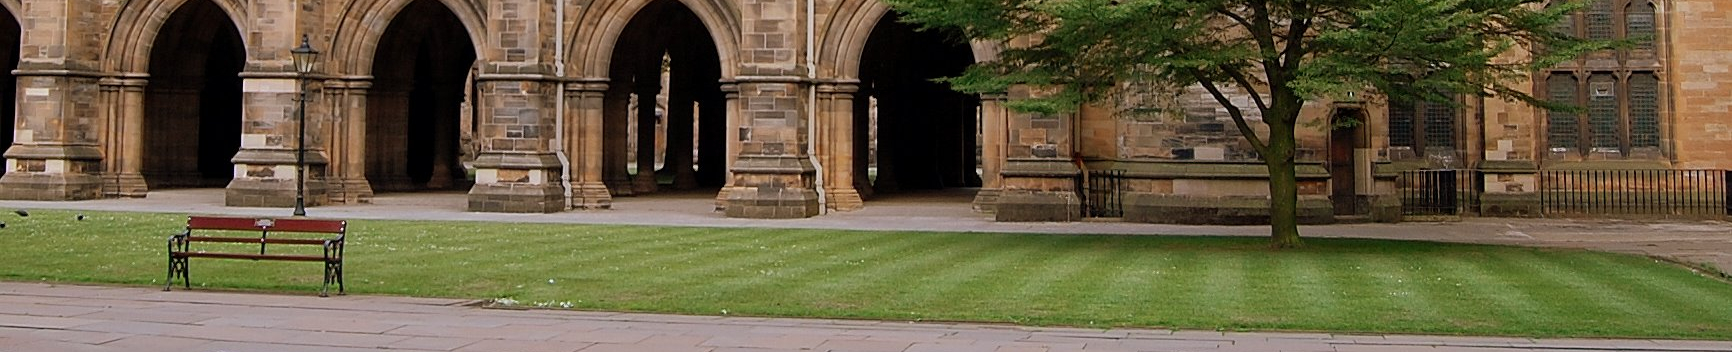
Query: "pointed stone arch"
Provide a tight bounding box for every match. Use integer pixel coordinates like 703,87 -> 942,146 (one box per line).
327,0 -> 486,76
817,0 -> 1001,80
566,0 -> 741,79
101,0 -> 249,73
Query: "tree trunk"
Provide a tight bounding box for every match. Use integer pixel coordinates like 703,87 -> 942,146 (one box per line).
1265,118 -> 1304,248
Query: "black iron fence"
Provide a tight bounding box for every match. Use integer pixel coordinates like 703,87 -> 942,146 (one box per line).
1539,169 -> 1729,216
1077,169 -> 1125,218
1397,169 -> 1481,216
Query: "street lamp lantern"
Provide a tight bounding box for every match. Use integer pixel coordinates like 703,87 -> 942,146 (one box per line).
290,35 -> 319,217
291,35 -> 319,75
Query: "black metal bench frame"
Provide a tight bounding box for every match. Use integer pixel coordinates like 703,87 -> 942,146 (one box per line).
166,216 -> 347,297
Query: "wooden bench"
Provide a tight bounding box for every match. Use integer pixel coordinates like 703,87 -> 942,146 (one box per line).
166,216 -> 347,297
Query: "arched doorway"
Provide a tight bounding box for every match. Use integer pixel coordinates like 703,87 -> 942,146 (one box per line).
854,13 -> 980,197
602,0 -> 726,197
366,0 -> 477,192
141,0 -> 244,188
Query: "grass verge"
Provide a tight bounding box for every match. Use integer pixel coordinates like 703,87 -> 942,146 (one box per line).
2,209 -> 1730,339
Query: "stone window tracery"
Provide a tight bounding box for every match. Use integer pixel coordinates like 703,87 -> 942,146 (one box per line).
1543,0 -> 1663,160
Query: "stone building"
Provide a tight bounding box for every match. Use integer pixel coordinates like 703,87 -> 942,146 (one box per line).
0,0 -> 1724,223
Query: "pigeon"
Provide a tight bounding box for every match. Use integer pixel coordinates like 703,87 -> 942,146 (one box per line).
13,209 -> 26,217
0,221 -> 7,228
76,214 -> 85,221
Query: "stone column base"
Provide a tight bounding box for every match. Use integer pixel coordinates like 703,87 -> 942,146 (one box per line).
329,178 -> 374,204
225,149 -> 330,208
715,186 -> 744,211
632,174 -> 658,193
1365,194 -> 1403,223
103,172 -> 148,198
722,155 -> 820,219
571,181 -> 613,209
467,153 -> 567,213
971,188 -> 1002,213
1123,194 -> 1335,225
0,145 -> 106,201
825,187 -> 863,211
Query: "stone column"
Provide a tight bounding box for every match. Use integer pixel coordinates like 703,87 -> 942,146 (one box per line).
816,81 -> 862,211
466,74 -> 566,213
995,86 -> 1080,222
667,76 -> 698,190
0,0 -> 105,200
714,82 -> 744,209
324,78 -> 373,204
225,72 -> 331,208
97,75 -> 149,198
722,76 -> 821,218
632,78 -> 660,193
566,79 -> 612,208
602,84 -> 634,195
972,93 -> 1008,212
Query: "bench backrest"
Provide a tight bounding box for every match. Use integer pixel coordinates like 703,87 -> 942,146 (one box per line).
187,216 -> 346,234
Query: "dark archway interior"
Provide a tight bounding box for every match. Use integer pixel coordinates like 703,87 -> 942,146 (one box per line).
856,13 -> 979,195
142,0 -> 244,188
603,0 -> 725,196
368,0 -> 476,192
0,9 -> 17,177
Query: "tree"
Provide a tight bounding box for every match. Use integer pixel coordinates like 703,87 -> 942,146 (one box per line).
885,0 -> 1602,247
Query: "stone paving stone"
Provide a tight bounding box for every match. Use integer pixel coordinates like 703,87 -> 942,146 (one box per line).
549,328 -> 657,344
580,343 -> 714,352
995,346 -> 1050,352
388,324 -> 568,340
0,301 -> 105,317
636,334 -> 712,346
906,342 -> 1003,352
2,338 -> 124,352
389,336 -> 483,351
199,340 -> 443,352
0,314 -> 105,329
296,330 -> 415,348
195,316 -> 290,328
274,317 -> 405,333
78,308 -> 221,324
699,334 -> 833,350
26,328 -> 129,345
64,320 -> 182,335
91,335 -> 212,351
815,338 -> 916,352
452,339 -> 591,352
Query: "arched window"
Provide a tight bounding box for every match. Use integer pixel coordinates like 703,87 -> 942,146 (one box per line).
1388,97 -> 1458,159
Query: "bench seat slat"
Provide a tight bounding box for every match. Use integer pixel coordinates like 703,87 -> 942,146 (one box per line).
173,252 -> 331,261
183,236 -> 332,245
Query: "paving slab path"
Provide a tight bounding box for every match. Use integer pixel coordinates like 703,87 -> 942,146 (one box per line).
2,282 -> 1730,352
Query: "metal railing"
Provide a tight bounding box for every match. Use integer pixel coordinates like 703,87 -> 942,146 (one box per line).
1539,169 -> 1729,217
1077,169 -> 1125,218
1397,169 -> 1481,216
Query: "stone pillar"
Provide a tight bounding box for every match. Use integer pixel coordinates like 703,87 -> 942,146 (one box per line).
972,93 -> 1008,212
667,75 -> 698,190
816,81 -> 862,211
466,75 -> 565,213
225,72 -> 330,208
632,79 -> 660,193
995,87 -> 1080,222
0,0 -> 105,200
324,78 -> 373,204
97,75 -> 149,198
1479,96 -> 1541,216
714,82 -> 744,210
602,84 -> 634,195
722,76 -> 821,218
565,79 -> 612,208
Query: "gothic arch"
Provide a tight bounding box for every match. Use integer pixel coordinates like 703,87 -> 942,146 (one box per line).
817,0 -> 1000,80
566,0 -> 740,79
0,0 -> 19,24
102,0 -> 249,73
328,0 -> 486,76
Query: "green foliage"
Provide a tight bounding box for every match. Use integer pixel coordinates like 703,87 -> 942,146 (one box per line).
887,0 -> 1605,245
6,209 -> 1732,338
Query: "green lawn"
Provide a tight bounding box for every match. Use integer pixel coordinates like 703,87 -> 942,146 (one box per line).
3,209 -> 1730,339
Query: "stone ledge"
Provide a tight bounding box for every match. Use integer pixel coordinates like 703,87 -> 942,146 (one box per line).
1124,194 -> 1333,225
994,190 -> 1079,222
467,184 -> 566,213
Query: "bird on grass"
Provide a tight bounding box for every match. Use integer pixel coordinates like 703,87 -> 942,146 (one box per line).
13,209 -> 27,217
76,214 -> 86,221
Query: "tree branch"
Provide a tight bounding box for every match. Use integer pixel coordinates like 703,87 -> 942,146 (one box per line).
1191,70 -> 1269,156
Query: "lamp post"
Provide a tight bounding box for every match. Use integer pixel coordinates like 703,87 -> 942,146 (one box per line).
290,35 -> 319,217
